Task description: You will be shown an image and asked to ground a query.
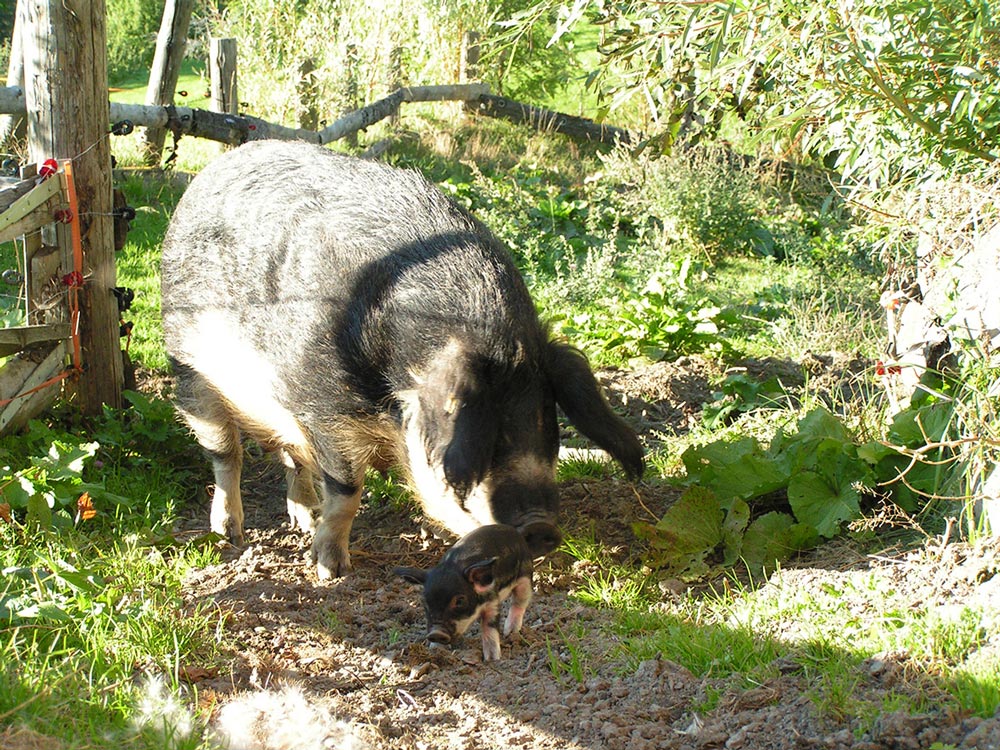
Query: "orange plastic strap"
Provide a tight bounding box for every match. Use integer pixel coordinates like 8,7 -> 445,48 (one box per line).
62,159 -> 85,373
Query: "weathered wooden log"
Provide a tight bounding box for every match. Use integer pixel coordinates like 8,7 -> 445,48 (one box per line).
140,0 -> 196,165
1,82 -> 492,148
401,84 -> 488,103
465,94 -> 633,146
20,0 -> 122,413
0,342 -> 67,433
209,38 -> 238,116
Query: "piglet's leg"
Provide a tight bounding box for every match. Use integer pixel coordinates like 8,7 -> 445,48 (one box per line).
503,575 -> 533,637
480,602 -> 502,661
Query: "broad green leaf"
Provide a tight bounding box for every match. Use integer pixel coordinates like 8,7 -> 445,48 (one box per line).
633,487 -> 724,578
722,497 -> 750,566
787,470 -> 861,538
37,441 -> 99,481
796,407 -> 853,444
26,492 -> 53,528
888,402 -> 956,446
740,511 -> 796,579
682,437 -> 789,501
1,475 -> 35,510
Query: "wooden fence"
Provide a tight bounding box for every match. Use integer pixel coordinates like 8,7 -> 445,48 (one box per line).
0,160 -> 83,433
0,83 -> 632,152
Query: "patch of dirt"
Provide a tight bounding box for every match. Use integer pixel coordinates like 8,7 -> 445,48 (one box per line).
172,352 -> 999,750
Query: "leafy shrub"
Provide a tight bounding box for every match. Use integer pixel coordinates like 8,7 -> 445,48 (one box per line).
0,392 -> 202,531
646,146 -> 776,260
106,0 -> 164,83
635,407 -> 874,580
551,259 -> 734,366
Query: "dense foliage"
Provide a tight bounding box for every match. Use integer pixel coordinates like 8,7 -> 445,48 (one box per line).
521,1 -> 999,185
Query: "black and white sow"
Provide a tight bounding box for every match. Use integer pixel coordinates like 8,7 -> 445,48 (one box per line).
160,139 -> 643,580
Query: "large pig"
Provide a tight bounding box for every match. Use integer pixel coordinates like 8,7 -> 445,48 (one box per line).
160,139 -> 643,580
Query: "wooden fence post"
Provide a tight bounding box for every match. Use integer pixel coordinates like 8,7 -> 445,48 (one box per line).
19,0 -> 122,413
388,46 -> 403,128
343,43 -> 359,147
460,31 -> 480,83
209,37 -> 238,116
140,0 -> 195,166
0,0 -> 26,149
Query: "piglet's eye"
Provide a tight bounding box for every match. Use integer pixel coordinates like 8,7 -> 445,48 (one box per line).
450,595 -> 468,611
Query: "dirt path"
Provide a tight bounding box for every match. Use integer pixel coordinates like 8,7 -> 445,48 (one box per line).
175,358 -> 1000,750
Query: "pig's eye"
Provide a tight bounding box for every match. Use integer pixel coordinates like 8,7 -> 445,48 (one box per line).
450,595 -> 468,611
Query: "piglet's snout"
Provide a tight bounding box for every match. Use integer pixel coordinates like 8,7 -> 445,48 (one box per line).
519,521 -> 562,557
426,627 -> 452,645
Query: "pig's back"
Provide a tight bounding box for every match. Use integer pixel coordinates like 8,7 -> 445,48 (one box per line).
161,139 -> 542,414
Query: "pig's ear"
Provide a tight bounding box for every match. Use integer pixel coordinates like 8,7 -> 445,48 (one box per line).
393,566 -> 428,585
417,348 -> 498,498
463,558 -> 498,594
442,389 -> 498,498
545,340 -> 645,480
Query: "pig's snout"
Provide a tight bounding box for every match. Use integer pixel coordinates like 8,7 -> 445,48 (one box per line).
519,521 -> 562,557
426,627 -> 452,645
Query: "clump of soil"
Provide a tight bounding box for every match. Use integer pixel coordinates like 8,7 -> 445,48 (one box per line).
172,353 -> 999,750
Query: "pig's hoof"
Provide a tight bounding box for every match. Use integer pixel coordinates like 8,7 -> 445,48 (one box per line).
213,521 -> 244,548
286,502 -> 318,534
481,631 -> 502,661
311,523 -> 351,577
311,536 -> 351,579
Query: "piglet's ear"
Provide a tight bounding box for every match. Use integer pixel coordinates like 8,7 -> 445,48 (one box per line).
393,566 -> 428,585
463,558 -> 497,594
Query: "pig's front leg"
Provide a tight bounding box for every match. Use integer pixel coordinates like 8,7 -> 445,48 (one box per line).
312,469 -> 362,580
503,575 -> 533,637
479,602 -> 502,661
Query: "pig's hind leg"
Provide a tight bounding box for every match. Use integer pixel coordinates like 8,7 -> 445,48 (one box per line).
172,363 -> 245,546
281,450 -> 320,534
503,575 -> 533,637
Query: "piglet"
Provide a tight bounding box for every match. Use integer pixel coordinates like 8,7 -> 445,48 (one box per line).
394,524 -> 534,661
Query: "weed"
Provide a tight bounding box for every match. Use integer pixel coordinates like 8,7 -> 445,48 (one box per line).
546,623 -> 591,685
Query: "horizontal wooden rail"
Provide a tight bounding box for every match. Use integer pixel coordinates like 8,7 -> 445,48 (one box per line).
464,94 -> 633,146
0,323 -> 70,358
0,83 -> 635,149
0,83 -> 491,148
0,174 -> 64,244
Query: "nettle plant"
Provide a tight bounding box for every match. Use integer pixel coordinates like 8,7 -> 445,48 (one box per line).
0,391 -> 200,531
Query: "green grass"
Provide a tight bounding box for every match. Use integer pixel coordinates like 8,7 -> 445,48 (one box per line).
0,524 -> 223,748
114,173 -> 187,371
559,531 -> 1000,722
109,58 -> 210,110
